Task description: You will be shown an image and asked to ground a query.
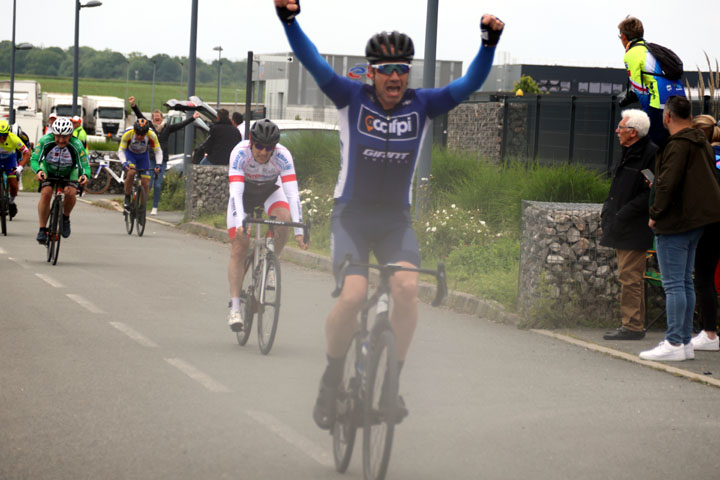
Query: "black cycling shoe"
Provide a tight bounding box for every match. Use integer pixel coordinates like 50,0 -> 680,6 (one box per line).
9,203 -> 17,219
313,380 -> 338,430
380,391 -> 409,424
61,216 -> 71,238
36,228 -> 48,244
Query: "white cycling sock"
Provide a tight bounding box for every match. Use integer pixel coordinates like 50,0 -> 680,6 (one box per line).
231,297 -> 242,311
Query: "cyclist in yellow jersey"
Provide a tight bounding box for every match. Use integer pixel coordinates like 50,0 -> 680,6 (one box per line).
0,120 -> 31,218
118,118 -> 162,210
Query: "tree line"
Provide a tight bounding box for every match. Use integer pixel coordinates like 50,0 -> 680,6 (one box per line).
0,41 -> 248,87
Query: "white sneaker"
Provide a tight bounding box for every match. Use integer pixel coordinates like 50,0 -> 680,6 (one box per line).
639,340 -> 686,361
150,208 -> 158,216
684,343 -> 695,360
227,310 -> 244,332
690,330 -> 720,351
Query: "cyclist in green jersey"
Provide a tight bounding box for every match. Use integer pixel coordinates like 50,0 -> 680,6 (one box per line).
30,117 -> 90,243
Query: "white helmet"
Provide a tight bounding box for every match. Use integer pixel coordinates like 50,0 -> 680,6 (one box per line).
52,117 -> 74,136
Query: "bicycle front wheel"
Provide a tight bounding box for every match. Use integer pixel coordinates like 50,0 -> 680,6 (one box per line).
125,193 -> 135,235
49,196 -> 62,265
236,253 -> 255,346
333,332 -> 361,473
85,166 -> 111,194
0,179 -> 7,236
257,252 -> 281,355
363,328 -> 398,480
136,186 -> 146,237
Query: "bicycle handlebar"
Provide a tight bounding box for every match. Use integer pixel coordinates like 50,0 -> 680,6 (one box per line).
243,216 -> 311,245
331,254 -> 448,307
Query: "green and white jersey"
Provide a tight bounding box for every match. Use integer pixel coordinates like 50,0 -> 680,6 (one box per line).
30,133 -> 90,179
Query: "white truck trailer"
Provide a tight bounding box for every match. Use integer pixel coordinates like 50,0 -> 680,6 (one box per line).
82,95 -> 126,136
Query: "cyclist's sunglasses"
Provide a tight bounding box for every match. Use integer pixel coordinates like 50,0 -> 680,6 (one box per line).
252,142 -> 276,152
371,63 -> 412,76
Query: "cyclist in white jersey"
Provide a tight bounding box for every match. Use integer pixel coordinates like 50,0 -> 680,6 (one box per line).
226,119 -> 308,331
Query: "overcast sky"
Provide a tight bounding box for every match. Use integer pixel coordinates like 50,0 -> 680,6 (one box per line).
8,0 -> 719,72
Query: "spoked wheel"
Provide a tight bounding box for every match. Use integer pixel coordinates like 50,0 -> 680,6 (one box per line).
135,186 -> 146,237
257,252 -> 281,355
0,180 -> 7,236
48,197 -> 62,265
85,166 -> 111,194
363,328 -> 398,480
125,192 -> 135,235
333,332 -> 361,473
236,254 -> 255,346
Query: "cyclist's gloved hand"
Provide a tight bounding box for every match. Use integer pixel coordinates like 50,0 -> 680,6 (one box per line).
480,14 -> 504,47
37,170 -> 46,181
15,165 -> 23,176
79,174 -> 88,186
276,0 -> 300,25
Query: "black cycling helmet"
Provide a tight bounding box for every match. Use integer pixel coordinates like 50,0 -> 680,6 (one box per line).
134,118 -> 150,135
250,119 -> 281,145
365,31 -> 414,64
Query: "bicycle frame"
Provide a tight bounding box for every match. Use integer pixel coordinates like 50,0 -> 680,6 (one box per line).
93,157 -> 125,184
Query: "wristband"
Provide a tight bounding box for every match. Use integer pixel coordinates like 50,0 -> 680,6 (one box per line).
480,17 -> 503,47
276,0 -> 300,25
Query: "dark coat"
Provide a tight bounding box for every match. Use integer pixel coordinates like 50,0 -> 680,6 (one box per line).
649,127 -> 720,234
192,118 -> 242,166
600,135 -> 657,250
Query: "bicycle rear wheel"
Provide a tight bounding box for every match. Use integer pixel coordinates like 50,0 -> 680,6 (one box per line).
362,328 -> 398,480
0,178 -> 7,236
333,332 -> 361,473
257,252 -> 281,355
85,166 -> 111,194
125,191 -> 135,235
236,253 -> 255,346
136,185 -> 146,237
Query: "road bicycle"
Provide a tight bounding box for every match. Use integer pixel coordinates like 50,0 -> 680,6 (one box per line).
124,167 -> 147,237
0,170 -> 9,236
85,153 -> 125,194
330,255 -> 447,480
235,207 -> 310,355
44,177 -> 69,265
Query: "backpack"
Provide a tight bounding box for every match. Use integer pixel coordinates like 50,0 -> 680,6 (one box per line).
645,42 -> 684,81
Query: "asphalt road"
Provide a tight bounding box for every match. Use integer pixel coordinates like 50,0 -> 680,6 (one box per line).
1,193 -> 719,480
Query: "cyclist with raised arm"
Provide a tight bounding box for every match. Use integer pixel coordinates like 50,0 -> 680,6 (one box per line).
273,0 -> 504,429
118,118 -> 162,211
226,119 -> 308,332
0,120 -> 31,219
31,117 -> 89,243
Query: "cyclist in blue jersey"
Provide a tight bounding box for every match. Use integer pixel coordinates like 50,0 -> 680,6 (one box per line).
274,0 -> 504,430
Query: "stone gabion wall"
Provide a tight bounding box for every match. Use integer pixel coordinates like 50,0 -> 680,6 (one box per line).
504,103 -> 529,160
518,200 -> 621,323
447,102 -> 503,161
191,165 -> 228,216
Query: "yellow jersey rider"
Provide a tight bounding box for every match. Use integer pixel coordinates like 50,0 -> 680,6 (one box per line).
118,118 -> 162,210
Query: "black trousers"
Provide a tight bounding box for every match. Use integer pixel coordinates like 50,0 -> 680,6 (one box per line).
694,222 -> 720,332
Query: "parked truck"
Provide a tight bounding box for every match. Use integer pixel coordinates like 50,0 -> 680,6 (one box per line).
82,95 -> 126,136
0,80 -> 45,144
40,92 -> 83,125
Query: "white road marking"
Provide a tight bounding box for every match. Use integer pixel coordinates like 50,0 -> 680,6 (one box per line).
109,322 -> 158,348
8,257 -> 29,268
0,247 -> 6,254
66,294 -> 105,314
35,273 -> 64,288
164,358 -> 231,393
246,410 -> 333,468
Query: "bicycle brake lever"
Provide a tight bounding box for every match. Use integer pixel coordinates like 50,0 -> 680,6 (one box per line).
431,262 -> 448,307
303,219 -> 311,245
331,253 -> 352,298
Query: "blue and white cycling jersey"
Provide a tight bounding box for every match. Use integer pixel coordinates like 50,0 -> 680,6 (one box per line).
283,21 -> 496,208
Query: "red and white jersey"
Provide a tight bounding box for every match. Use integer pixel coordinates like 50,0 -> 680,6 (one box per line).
227,140 -> 303,235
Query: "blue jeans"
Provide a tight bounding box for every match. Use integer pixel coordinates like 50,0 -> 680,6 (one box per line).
149,157 -> 165,209
656,227 -> 704,345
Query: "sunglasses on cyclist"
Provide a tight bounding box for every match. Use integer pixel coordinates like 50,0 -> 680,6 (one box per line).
371,63 -> 412,76
252,143 -> 276,152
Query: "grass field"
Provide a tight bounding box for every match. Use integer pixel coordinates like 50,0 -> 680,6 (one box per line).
2,74 -> 247,113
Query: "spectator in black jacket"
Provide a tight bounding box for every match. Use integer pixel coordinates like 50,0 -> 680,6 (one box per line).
129,96 -> 199,214
192,108 -> 242,166
601,109 -> 657,340
231,111 -> 245,141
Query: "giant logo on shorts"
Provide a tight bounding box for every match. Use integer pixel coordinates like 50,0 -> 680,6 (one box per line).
357,105 -> 419,141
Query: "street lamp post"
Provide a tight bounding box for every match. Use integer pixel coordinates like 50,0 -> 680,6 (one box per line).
73,0 -> 102,117
178,61 -> 184,99
9,0 -> 32,125
151,60 -> 157,112
125,59 -> 130,113
213,46 -> 223,109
